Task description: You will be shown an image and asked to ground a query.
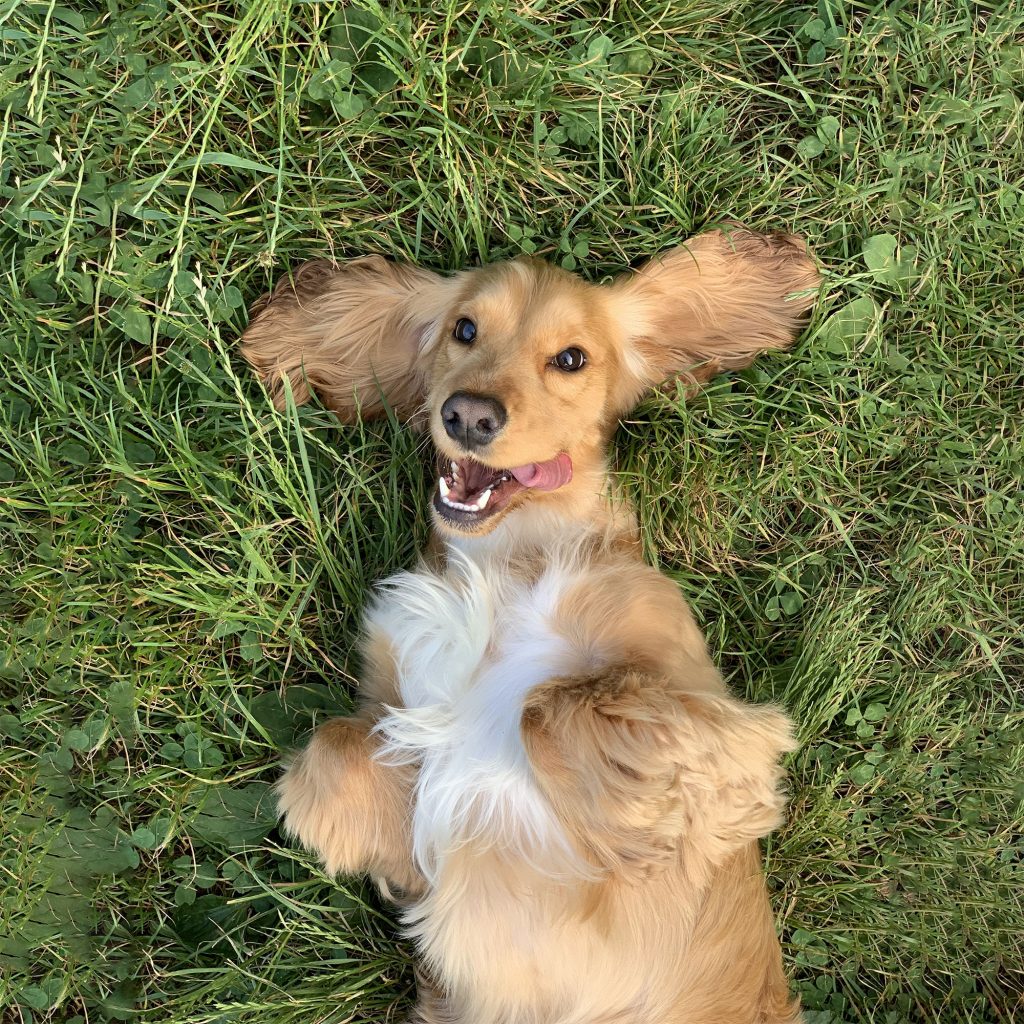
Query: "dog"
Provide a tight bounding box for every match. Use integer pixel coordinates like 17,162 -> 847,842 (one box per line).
240,226 -> 819,1024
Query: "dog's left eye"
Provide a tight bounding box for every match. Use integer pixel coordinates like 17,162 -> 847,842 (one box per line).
553,347 -> 586,372
453,318 -> 477,344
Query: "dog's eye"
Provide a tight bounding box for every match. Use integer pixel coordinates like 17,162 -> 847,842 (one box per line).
553,347 -> 586,372
453,318 -> 477,344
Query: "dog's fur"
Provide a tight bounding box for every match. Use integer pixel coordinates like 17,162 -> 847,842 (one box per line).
241,227 -> 819,1024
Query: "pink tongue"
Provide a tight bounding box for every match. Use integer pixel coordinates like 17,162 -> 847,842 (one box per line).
510,453 -> 573,491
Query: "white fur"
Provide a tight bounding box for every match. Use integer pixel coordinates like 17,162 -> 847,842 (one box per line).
370,544 -> 595,882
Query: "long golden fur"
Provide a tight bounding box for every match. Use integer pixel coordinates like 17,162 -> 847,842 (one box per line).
241,226 -> 819,1024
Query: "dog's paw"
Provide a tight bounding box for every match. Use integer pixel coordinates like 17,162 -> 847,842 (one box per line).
277,717 -> 373,875
522,672 -> 673,748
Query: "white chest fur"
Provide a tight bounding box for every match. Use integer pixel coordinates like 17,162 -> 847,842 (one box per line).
368,547 -> 593,880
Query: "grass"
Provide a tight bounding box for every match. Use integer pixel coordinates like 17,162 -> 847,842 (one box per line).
1,0 -> 1022,1021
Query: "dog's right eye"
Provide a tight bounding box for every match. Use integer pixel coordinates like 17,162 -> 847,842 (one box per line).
453,318 -> 477,344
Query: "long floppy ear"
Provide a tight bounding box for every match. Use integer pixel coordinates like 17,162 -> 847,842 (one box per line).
240,256 -> 458,423
608,226 -> 820,411
522,673 -> 796,879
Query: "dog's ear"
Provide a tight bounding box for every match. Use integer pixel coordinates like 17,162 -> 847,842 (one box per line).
607,226 -> 820,412
240,257 -> 458,423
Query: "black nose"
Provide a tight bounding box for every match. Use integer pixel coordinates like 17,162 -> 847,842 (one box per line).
441,392 -> 507,449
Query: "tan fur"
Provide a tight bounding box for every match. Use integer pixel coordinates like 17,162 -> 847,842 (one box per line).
521,669 -> 796,880
276,716 -> 423,897
241,256 -> 460,421
243,226 -> 818,1023
609,227 -> 820,408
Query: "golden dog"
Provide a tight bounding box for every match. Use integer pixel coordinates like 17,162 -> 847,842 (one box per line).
241,226 -> 819,1024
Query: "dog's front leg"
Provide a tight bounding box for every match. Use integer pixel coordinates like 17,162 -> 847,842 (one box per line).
521,670 -> 794,877
278,715 -> 422,894
520,671 -> 682,878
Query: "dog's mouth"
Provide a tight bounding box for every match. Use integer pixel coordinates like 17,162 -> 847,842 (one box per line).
432,452 -> 573,529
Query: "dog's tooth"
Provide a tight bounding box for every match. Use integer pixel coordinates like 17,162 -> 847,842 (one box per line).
439,488 -> 484,514
478,487 -> 492,508
451,460 -> 458,476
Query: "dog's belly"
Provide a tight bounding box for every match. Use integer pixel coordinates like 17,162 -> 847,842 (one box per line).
361,550 -> 717,1021
368,549 -> 596,879
405,854 -> 647,1021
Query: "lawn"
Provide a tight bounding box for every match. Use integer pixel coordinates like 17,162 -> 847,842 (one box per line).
1,1 -> 1021,1021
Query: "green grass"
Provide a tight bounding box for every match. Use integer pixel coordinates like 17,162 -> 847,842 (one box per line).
1,0 -> 1022,1021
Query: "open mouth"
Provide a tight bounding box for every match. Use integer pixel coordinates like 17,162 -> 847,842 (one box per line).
432,452 -> 573,528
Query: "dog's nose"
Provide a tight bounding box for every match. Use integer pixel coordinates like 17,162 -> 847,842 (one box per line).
441,392 -> 507,449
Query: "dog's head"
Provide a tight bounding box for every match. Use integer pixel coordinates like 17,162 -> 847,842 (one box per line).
241,228 -> 819,537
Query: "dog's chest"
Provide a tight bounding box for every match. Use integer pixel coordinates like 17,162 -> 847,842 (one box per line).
367,551 -> 592,876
